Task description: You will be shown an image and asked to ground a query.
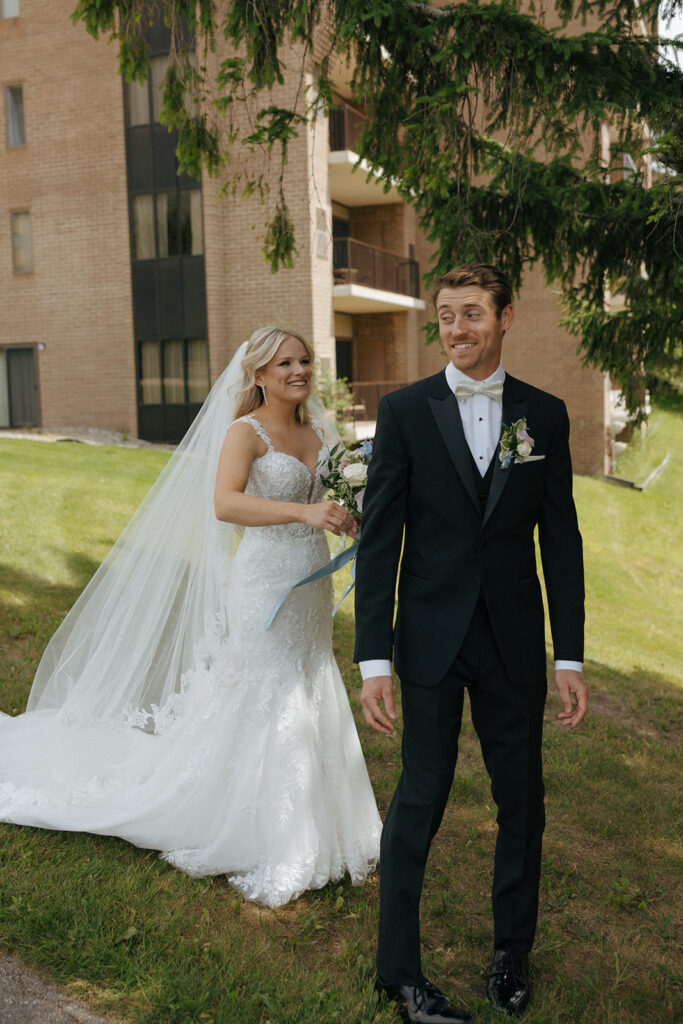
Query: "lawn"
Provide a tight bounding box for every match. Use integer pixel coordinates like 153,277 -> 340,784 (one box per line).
0,395 -> 681,1024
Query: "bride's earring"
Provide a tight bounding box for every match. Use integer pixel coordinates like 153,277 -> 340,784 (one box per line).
259,384 -> 268,406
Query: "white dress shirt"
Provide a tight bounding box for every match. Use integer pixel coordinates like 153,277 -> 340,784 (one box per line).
446,361 -> 505,476
359,365 -> 582,679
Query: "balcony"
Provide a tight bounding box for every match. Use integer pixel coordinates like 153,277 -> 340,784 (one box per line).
329,103 -> 365,153
328,100 -> 402,206
333,238 -> 426,313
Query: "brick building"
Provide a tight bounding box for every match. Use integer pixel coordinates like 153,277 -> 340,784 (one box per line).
1,1 -> 616,472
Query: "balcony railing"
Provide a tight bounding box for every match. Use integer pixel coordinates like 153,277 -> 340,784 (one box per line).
348,380 -> 409,423
333,237 -> 420,298
329,101 -> 365,152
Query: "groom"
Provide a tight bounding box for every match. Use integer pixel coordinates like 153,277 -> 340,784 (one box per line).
354,263 -> 587,1022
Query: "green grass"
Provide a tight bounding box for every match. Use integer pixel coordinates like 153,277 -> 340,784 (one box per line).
1,400 -> 682,1024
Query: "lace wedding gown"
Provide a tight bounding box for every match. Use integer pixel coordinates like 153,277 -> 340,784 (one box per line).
0,416 -> 382,907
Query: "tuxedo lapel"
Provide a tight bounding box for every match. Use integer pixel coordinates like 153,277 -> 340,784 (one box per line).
428,378 -> 480,513
482,375 -> 529,529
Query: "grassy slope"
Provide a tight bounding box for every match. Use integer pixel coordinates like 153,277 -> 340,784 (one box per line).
0,399 -> 681,1024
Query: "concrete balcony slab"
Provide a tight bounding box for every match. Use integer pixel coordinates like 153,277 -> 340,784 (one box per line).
328,151 -> 402,206
333,284 -> 426,313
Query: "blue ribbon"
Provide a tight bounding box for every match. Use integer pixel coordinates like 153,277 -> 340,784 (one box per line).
265,535 -> 360,630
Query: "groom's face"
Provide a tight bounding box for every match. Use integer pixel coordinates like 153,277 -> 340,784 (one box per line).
437,285 -> 513,380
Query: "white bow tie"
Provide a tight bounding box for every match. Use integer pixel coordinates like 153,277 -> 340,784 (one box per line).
454,378 -> 504,401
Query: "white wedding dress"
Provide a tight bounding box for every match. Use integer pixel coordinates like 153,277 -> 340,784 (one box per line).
0,415 -> 381,907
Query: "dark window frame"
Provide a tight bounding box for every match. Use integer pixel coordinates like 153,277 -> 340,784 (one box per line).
0,0 -> 21,20
136,336 -> 209,408
5,83 -> 25,147
10,208 -> 33,273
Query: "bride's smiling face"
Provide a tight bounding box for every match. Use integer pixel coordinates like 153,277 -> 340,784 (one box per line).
256,336 -> 312,405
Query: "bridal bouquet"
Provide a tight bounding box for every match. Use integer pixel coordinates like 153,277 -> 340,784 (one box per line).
266,439 -> 373,628
320,439 -> 373,520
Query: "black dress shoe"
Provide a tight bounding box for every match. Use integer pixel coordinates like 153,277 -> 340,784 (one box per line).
376,977 -> 473,1023
486,949 -> 530,1016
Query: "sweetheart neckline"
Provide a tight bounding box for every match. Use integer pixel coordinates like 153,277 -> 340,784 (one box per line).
254,444 -> 326,476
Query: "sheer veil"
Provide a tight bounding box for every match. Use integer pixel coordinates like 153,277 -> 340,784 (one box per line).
24,342 -> 343,730
26,344 -> 253,728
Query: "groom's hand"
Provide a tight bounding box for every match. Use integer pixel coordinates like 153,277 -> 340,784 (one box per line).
554,669 -> 589,727
360,676 -> 397,735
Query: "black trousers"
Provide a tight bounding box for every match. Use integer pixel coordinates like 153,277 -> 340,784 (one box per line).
377,599 -> 547,985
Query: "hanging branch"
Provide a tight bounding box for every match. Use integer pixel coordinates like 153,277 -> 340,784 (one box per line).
72,0 -> 683,417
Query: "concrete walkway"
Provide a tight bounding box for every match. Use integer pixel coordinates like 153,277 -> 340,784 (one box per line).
0,956 -> 117,1024
0,426 -> 172,449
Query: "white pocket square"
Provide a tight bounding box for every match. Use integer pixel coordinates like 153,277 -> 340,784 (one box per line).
514,454 -> 546,464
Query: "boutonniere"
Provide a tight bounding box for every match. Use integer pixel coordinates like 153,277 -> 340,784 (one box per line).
499,418 -> 536,469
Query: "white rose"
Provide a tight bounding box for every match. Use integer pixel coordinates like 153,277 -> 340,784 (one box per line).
342,462 -> 368,486
517,440 -> 532,458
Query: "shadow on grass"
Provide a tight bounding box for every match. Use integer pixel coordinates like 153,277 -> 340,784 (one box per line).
0,554 -> 99,714
0,589 -> 680,1021
420,655 -> 681,1022
0,549 -> 100,600
650,378 -> 683,416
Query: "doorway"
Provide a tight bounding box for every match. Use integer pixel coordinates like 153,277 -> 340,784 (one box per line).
0,348 -> 38,427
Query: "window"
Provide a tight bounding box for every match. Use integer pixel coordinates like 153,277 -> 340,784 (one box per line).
163,339 -> 184,402
335,338 -> 353,381
126,77 -> 149,127
184,190 -> 204,255
138,338 -> 209,405
1,0 -> 20,19
155,192 -> 174,257
150,55 -> 170,123
187,338 -> 209,402
125,54 -> 170,126
11,211 -> 32,273
133,190 -> 203,260
156,189 -> 203,257
5,85 -> 25,146
132,194 -> 155,258
139,341 -> 161,403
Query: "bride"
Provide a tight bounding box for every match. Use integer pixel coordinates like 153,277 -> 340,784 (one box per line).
0,326 -> 382,908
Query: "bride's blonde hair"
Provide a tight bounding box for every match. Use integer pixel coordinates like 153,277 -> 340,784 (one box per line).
233,326 -> 314,425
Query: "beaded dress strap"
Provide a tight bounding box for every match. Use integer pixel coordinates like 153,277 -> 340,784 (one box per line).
311,419 -> 325,444
237,416 -> 273,451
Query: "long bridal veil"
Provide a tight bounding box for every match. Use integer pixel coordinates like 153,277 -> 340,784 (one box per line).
11,339 -> 341,731
21,342 -> 250,730
0,337 -> 383,905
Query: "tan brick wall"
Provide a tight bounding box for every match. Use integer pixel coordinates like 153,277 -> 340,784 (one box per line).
201,41 -> 333,380
0,4 -> 610,471
0,1 -> 136,432
504,265 -> 608,474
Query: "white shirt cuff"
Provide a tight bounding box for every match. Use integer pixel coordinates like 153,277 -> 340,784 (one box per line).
361,659 -> 581,677
359,659 -> 392,680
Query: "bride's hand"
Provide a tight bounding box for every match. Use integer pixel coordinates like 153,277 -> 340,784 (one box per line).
300,501 -> 358,537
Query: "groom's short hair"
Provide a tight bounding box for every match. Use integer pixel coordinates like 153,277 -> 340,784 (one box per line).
432,264 -> 512,318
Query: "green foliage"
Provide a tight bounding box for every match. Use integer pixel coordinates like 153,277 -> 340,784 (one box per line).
2,410 -> 683,1021
313,367 -> 355,431
71,0 -> 683,419
262,191 -> 298,271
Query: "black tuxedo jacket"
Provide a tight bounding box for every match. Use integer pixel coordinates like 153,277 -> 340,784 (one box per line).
354,371 -> 585,688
